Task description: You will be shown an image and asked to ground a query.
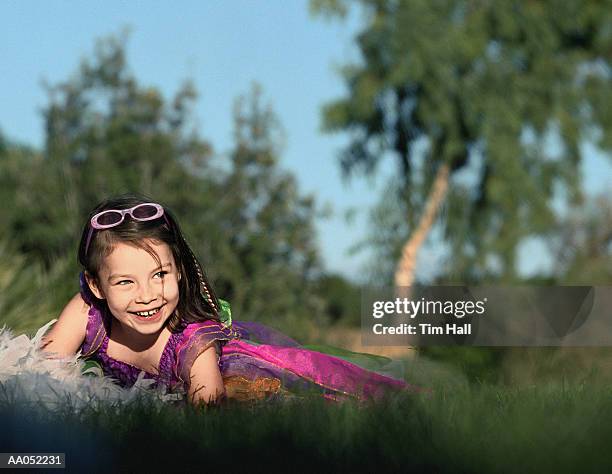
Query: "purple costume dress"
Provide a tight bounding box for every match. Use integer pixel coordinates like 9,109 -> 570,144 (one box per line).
77,273 -> 417,402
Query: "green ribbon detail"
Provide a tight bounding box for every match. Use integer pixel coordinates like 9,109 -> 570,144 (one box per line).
218,298 -> 232,328
300,344 -> 393,369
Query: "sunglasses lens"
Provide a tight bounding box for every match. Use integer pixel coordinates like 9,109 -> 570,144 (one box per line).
132,204 -> 160,219
96,211 -> 123,226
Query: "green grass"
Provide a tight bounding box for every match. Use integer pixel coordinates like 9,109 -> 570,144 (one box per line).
2,369 -> 612,473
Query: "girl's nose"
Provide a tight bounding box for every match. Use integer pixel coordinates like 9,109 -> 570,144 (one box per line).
136,283 -> 159,304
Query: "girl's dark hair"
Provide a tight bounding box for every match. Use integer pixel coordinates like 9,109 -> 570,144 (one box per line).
77,192 -> 221,331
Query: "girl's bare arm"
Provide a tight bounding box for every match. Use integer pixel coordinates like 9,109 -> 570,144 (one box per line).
188,345 -> 226,406
40,292 -> 90,357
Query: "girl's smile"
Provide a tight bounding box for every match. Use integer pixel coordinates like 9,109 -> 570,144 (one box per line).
129,304 -> 166,323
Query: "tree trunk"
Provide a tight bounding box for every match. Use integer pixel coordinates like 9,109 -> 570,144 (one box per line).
394,163 -> 450,298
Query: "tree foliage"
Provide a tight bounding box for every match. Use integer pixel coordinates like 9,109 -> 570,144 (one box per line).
9,32 -> 213,265
205,83 -> 327,330
0,34 -> 328,335
313,0 -> 612,282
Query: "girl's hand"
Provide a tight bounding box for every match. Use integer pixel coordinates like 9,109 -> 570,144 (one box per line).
188,344 -> 225,406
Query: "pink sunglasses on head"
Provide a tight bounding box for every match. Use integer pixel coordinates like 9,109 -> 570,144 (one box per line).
84,202 -> 170,255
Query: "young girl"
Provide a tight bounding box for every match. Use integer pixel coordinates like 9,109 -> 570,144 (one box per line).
41,194 -> 417,406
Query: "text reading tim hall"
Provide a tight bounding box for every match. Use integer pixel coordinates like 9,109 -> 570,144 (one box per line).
369,297 -> 487,337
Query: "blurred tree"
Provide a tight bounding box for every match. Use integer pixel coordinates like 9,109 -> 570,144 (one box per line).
1,34 -> 327,336
312,0 -> 612,285
0,134 -> 37,240
208,83 -> 326,331
313,273 -> 362,325
8,32 -> 215,268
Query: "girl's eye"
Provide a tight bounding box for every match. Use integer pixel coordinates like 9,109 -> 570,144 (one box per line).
115,272 -> 167,286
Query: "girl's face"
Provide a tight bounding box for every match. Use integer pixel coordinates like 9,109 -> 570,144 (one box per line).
87,239 -> 181,336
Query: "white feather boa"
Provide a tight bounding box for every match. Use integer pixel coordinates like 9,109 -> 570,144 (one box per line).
0,319 -> 184,412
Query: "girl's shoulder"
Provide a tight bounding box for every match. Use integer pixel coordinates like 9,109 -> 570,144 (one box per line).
175,318 -> 242,358
178,319 -> 241,342
173,319 -> 242,385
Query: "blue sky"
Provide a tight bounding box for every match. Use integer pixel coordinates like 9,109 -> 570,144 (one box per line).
1,1 -> 610,282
